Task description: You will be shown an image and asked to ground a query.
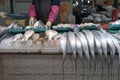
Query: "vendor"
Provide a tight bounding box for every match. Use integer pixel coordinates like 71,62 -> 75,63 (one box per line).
29,0 -> 60,27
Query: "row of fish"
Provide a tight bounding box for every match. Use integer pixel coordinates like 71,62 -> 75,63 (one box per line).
52,28 -> 120,80
6,20 -> 46,30
0,30 -> 45,49
52,23 -> 99,29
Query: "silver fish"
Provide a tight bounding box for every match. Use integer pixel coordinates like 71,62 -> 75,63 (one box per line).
33,21 -> 44,28
75,32 -> 90,62
94,30 -> 108,59
75,32 -> 90,80
68,32 -> 77,80
60,33 -> 67,80
100,28 -> 116,80
76,36 -> 83,59
113,33 -> 120,41
82,30 -> 95,61
82,30 -> 96,80
100,28 -> 115,64
33,21 -> 40,28
109,35 -> 120,80
92,31 -> 104,80
75,36 -> 84,80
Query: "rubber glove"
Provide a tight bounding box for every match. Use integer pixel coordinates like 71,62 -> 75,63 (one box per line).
0,12 -> 7,19
46,21 -> 52,28
29,17 -> 35,26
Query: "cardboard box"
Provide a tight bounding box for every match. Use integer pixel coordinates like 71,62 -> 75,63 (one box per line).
5,18 -> 29,26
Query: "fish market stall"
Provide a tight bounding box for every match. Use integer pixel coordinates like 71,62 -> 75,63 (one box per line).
0,20 -> 120,80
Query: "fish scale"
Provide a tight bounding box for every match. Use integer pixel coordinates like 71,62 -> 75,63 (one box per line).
100,28 -> 115,64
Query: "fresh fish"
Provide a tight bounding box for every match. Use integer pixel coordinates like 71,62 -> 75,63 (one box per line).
76,36 -> 83,59
75,36 -> 84,80
68,32 -> 77,80
100,28 -> 115,64
25,26 -> 32,30
82,30 -> 96,80
92,31 -> 104,80
94,30 -> 108,59
60,33 -> 67,80
33,20 -> 44,28
75,32 -> 90,80
22,30 -> 35,42
75,32 -> 90,63
33,21 -> 40,28
12,33 -> 23,42
100,28 -> 116,80
113,33 -> 120,41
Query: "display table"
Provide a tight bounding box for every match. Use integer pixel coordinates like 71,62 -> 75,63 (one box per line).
0,43 -> 119,80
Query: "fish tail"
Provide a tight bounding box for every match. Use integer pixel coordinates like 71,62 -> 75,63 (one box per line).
62,56 -> 66,80
62,63 -> 65,80
118,57 -> 120,80
74,57 -> 77,80
87,61 -> 91,80
118,65 -> 120,80
110,63 -> 113,80
91,58 -> 96,80
102,61 -> 104,80
82,59 -> 84,80
108,63 -> 110,80
100,55 -> 104,80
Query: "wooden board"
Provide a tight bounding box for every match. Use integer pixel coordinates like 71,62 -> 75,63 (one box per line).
5,18 -> 29,26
